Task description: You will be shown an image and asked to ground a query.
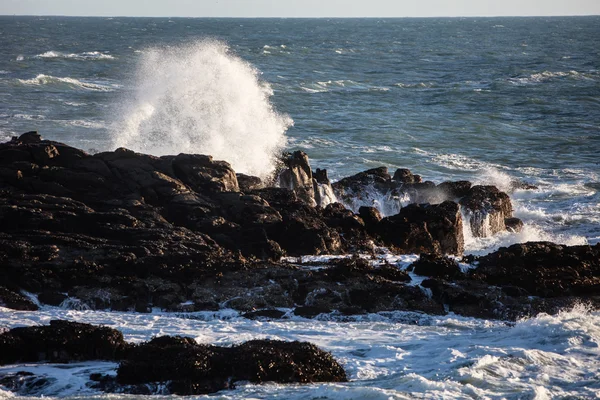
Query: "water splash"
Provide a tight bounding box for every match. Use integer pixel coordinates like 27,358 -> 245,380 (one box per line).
111,40 -> 292,179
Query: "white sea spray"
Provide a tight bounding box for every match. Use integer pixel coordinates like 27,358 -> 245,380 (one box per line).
110,40 -> 292,179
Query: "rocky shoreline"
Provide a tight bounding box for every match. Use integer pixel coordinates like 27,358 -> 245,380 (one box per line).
1,131 -> 599,395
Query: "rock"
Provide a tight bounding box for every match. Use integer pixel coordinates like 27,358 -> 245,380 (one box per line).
472,242 -> 600,297
236,173 -> 262,192
267,203 -> 343,256
459,185 -> 513,237
16,131 -> 42,144
116,336 -> 347,395
243,309 -> 287,320
359,206 -> 382,230
171,154 -> 239,193
0,371 -> 47,394
332,167 -> 393,203
278,151 -> 316,206
375,201 -> 464,256
0,287 -> 38,311
0,320 -> 129,365
294,306 -> 332,317
505,217 -> 524,233
436,181 -> 472,199
392,168 -> 421,184
313,168 -> 337,207
37,291 -> 67,306
410,253 -> 463,279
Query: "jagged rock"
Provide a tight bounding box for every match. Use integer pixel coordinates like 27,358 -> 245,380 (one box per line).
332,167 -> 393,202
313,168 -> 337,207
236,173 -> 262,192
375,201 -> 464,256
505,217 -> 524,233
279,151 -> 316,206
472,242 -> 600,297
0,287 -> 38,311
460,185 -> 513,237
0,320 -> 129,365
359,206 -> 382,230
410,253 -> 463,279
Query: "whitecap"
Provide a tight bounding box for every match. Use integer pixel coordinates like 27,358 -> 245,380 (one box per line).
17,74 -> 117,91
35,51 -> 115,60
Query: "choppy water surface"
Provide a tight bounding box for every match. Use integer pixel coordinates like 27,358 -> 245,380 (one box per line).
1,305 -> 600,399
0,16 -> 599,398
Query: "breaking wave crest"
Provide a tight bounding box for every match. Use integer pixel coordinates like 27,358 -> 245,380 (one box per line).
35,51 -> 115,60
111,40 -> 292,179
17,74 -> 117,91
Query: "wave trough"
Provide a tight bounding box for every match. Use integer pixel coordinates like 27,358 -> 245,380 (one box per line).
111,40 -> 292,179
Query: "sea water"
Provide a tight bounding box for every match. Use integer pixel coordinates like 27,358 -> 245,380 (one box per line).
0,16 -> 599,398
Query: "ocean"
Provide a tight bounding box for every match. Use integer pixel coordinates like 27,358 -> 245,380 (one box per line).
0,16 -> 599,399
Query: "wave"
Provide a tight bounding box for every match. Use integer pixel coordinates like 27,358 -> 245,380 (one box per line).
34,50 -> 115,60
1,303 -> 599,398
508,70 -> 597,85
111,40 -> 291,179
17,74 -> 118,91
301,80 -> 390,93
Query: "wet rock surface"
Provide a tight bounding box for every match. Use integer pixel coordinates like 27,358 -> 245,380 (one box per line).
0,132 -> 598,325
0,320 -> 129,365
0,322 -> 346,396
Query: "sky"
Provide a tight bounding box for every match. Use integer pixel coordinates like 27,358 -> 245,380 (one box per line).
1,0 -> 599,18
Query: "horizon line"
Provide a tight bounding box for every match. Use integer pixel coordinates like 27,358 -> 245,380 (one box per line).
1,14 -> 599,19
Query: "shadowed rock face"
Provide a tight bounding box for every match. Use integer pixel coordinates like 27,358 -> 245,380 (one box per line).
376,201 -> 465,256
0,322 -> 347,396
0,320 -> 129,365
117,336 -> 347,395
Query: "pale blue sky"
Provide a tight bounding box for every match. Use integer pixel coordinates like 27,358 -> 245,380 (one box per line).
1,0 -> 599,17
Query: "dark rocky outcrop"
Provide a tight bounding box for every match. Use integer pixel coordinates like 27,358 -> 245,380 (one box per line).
1,132 -> 597,323
375,201 -> 464,256
278,151 -> 316,206
472,242 -> 600,297
460,185 -> 513,237
0,287 -> 38,311
410,253 -> 463,280
0,320 -> 129,365
0,322 -> 347,396
113,336 -> 346,395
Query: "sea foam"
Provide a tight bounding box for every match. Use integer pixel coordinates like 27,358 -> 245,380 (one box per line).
111,40 -> 292,179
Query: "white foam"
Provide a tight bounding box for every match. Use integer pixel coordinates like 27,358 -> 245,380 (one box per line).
1,305 -> 599,398
17,74 -> 116,92
111,40 -> 291,179
35,51 -> 115,60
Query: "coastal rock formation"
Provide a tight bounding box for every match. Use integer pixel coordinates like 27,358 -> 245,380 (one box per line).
115,336 -> 346,395
0,320 -> 129,365
376,201 -> 464,256
1,132 -> 597,322
0,322 -> 347,396
460,185 -> 513,237
472,242 -> 600,297
410,253 -> 463,280
278,151 -> 316,206
0,287 -> 38,311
